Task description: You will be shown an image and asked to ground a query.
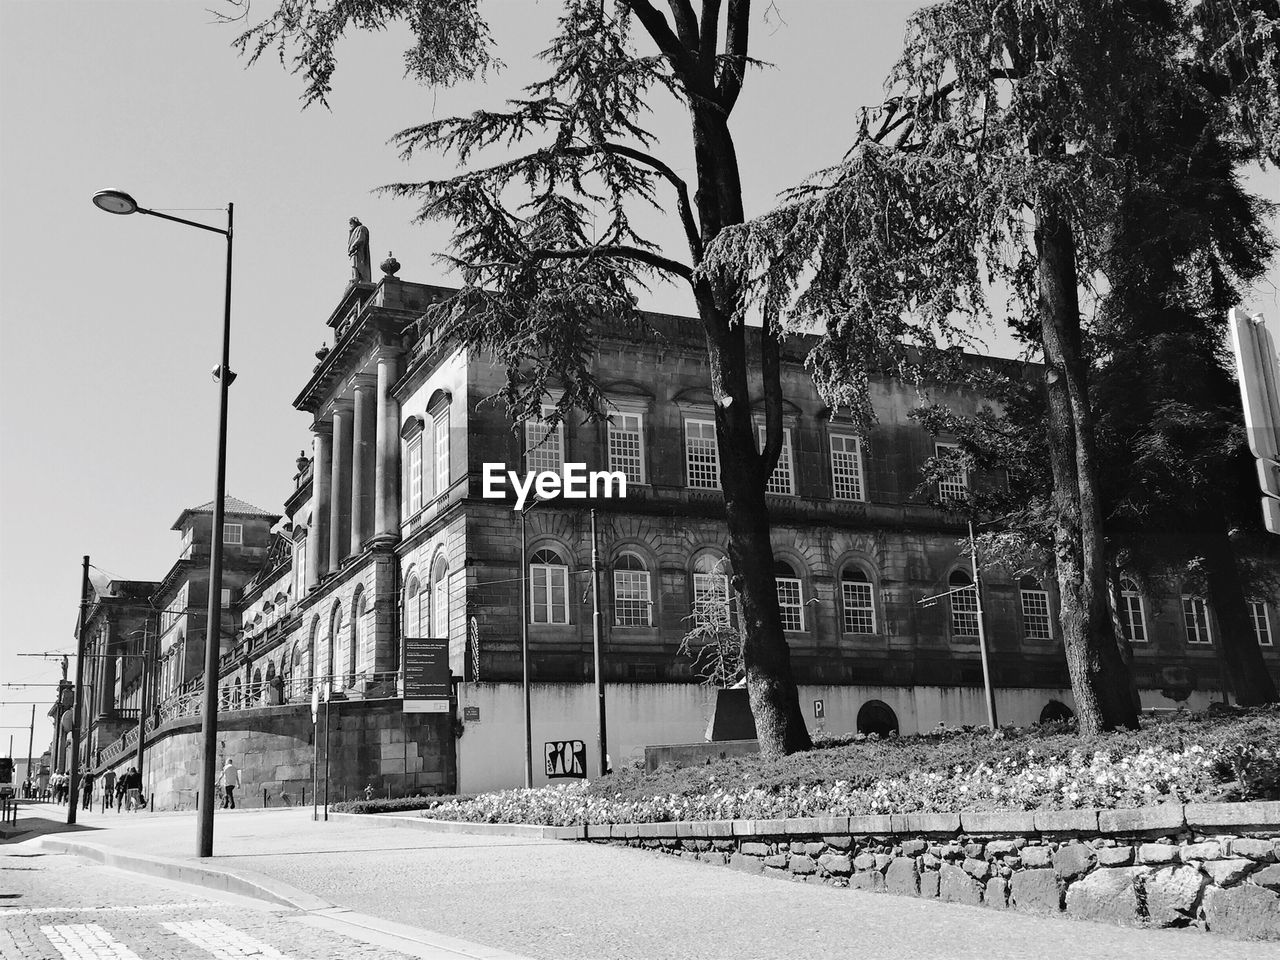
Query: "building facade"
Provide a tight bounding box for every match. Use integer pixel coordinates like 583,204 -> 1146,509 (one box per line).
72,246 -> 1280,803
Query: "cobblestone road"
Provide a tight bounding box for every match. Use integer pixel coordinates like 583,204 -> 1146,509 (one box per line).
0,847 -> 419,960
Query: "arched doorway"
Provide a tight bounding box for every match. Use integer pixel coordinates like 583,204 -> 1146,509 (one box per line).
856,699 -> 899,737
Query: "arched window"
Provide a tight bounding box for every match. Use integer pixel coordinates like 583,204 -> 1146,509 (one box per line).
431,401 -> 450,497
403,575 -> 421,637
350,588 -> 366,683
307,616 -> 320,693
1118,578 -> 1147,643
774,561 -> 805,632
252,667 -> 262,703
613,552 -> 652,627
265,661 -> 276,681
431,556 -> 450,638
292,642 -> 306,696
1181,586 -> 1213,644
328,603 -> 343,686
841,566 -> 876,634
530,548 -> 569,624
949,570 -> 979,638
857,700 -> 899,736
692,552 -> 730,627
1019,577 -> 1051,641
232,677 -> 242,709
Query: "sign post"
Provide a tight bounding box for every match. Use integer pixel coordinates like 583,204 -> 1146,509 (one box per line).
311,684 -> 320,822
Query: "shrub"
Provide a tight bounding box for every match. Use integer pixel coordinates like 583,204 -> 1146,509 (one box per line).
330,793 -> 475,815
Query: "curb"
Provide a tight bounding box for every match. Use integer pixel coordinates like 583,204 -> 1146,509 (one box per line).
31,835 -> 533,960
328,811 -> 584,840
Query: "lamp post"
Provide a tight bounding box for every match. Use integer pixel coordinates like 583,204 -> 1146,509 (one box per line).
92,190 -> 234,858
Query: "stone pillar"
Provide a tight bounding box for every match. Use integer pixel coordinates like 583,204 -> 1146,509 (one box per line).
373,353 -> 401,542
309,421 -> 333,586
330,401 -> 354,568
349,375 -> 377,555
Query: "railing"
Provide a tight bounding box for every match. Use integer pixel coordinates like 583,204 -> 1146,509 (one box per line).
221,671 -> 401,712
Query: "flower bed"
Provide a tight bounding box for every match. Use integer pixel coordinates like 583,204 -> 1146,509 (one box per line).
423,707 -> 1280,827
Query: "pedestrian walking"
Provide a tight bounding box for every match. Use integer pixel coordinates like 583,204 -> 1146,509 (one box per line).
102,768 -> 116,810
124,767 -> 142,811
115,775 -> 126,812
80,770 -> 94,810
36,768 -> 49,800
218,758 -> 241,809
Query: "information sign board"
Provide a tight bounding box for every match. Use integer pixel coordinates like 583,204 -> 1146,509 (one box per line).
402,637 -> 450,713
545,740 -> 587,779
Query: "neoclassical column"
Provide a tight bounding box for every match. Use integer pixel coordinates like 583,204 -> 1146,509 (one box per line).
373,352 -> 402,542
329,400 -> 354,567
309,420 -> 333,587
349,374 -> 377,555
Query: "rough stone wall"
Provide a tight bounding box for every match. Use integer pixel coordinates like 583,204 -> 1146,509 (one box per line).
138,700 -> 453,810
587,805 -> 1280,940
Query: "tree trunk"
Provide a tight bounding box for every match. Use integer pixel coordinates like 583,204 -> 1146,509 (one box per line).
1035,201 -> 1139,735
1200,517 -> 1280,705
1105,569 -> 1143,714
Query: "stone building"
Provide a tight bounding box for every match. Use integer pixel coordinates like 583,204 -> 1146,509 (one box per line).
78,242 -> 1280,804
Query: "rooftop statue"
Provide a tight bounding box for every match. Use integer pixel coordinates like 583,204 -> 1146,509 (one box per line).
348,217 -> 371,284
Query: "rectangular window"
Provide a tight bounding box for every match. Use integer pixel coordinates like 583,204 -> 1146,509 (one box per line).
613,570 -> 653,627
951,585 -> 980,637
222,523 -> 243,545
758,425 -> 795,496
842,581 -> 876,634
830,434 -> 865,501
530,564 -> 569,624
685,419 -> 720,489
407,436 -> 423,514
1251,601 -> 1273,647
525,408 -> 564,476
433,407 -> 450,496
935,443 -> 968,503
776,577 -> 805,631
221,588 -> 232,609
1021,589 -> 1052,640
294,537 -> 307,598
1120,591 -> 1147,642
608,413 -> 645,484
1182,596 -> 1213,644
692,572 -> 730,627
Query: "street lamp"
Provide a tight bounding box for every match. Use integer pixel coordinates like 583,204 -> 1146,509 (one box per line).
92,189 -> 234,858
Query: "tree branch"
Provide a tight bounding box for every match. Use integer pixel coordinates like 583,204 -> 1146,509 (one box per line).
623,0 -> 702,81
759,309 -> 784,477
527,244 -> 694,280
716,0 -> 751,112
699,0 -> 723,73
561,142 -> 703,263
668,0 -> 701,53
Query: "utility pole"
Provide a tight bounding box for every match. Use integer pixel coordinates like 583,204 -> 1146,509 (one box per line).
68,555 -> 90,825
969,522 -> 998,730
26,704 -> 35,781
589,510 -> 609,778
135,620 -> 151,777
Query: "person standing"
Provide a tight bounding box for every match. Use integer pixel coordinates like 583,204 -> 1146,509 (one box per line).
36,767 -> 49,801
102,768 -> 116,810
218,758 -> 241,809
80,770 -> 94,810
124,767 -> 142,811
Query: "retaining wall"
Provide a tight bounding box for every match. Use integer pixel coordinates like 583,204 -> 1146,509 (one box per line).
581,802 -> 1280,940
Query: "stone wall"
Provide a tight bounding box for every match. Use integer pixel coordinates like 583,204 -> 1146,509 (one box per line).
584,803 -> 1280,940
134,700 -> 454,810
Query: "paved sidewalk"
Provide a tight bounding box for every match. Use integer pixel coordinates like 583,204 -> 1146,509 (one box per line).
10,806 -> 1278,960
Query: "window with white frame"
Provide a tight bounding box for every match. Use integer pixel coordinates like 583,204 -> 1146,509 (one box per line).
830,434 -> 865,501
949,570 -> 979,638
757,425 -> 795,495
1182,592 -> 1213,644
403,576 -> 421,637
223,523 -> 243,545
1119,578 -> 1147,642
1020,581 -> 1052,640
431,556 -> 450,638
775,561 -> 805,632
530,548 -> 569,624
692,554 -> 731,627
433,405 -> 450,496
406,434 -> 424,514
1251,601 -> 1274,647
526,408 -> 564,475
685,419 -> 720,489
613,552 -> 652,627
608,412 -> 645,484
935,443 -> 969,503
841,566 -> 876,633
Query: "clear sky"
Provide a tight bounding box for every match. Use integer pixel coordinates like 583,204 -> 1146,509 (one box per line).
1,0 -> 1277,757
